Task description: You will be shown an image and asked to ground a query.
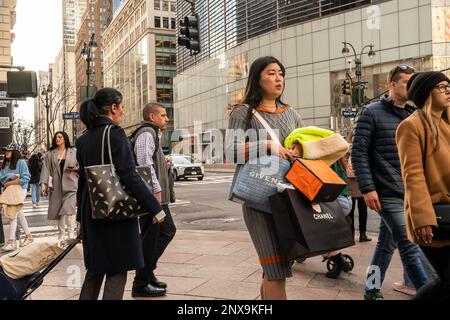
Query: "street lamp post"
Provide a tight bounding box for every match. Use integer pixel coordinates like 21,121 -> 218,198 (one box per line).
41,84 -> 52,150
341,42 -> 376,108
81,33 -> 98,99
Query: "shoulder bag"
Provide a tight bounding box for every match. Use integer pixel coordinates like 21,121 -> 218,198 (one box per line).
84,125 -> 153,220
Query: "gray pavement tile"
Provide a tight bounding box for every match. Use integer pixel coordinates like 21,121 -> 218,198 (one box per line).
186,254 -> 250,267
155,262 -> 205,277
158,252 -> 203,264
286,285 -> 340,300
187,278 -> 260,300
186,265 -> 260,282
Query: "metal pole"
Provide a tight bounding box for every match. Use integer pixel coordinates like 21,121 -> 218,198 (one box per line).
45,94 -> 50,150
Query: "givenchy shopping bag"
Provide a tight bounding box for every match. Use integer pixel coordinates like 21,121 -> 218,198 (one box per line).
285,158 -> 346,203
269,189 -> 354,260
229,155 -> 291,214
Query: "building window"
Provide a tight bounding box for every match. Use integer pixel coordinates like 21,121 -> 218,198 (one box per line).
170,1 -> 176,12
162,1 -> 169,11
154,16 -> 161,28
163,17 -> 169,28
171,18 -> 175,29
154,0 -> 160,10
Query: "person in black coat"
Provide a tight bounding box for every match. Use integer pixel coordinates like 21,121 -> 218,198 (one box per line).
76,88 -> 164,300
28,154 -> 42,208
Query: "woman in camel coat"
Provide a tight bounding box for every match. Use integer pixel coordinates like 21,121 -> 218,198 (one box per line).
397,71 -> 450,300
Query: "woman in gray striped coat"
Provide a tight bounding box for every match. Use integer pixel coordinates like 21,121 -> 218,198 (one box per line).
226,56 -> 303,300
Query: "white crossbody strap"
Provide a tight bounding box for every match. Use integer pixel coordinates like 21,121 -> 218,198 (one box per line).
252,109 -> 281,146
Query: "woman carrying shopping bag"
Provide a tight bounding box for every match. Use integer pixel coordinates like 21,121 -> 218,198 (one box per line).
40,132 -> 78,241
226,56 -> 303,300
0,144 -> 33,251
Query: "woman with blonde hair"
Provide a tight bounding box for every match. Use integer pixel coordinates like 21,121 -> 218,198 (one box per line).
397,71 -> 450,299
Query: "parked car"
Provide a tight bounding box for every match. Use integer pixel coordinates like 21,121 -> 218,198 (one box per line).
168,154 -> 204,181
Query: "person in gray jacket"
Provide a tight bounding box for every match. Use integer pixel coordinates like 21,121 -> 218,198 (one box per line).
130,102 -> 177,298
40,132 -> 78,241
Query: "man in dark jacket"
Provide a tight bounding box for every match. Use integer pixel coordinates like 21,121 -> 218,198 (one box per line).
352,65 -> 430,300
131,102 -> 177,297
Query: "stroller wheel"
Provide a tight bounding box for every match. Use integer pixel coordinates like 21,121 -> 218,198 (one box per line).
325,258 -> 343,279
341,254 -> 354,272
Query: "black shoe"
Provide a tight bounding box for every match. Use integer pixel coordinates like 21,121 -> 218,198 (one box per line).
131,284 -> 166,298
359,233 -> 372,242
149,278 -> 167,289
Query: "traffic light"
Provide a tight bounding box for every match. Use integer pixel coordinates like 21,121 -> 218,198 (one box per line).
342,78 -> 351,96
178,14 -> 200,53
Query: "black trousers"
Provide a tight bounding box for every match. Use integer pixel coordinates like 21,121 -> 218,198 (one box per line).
414,245 -> 450,300
134,204 -> 176,288
348,197 -> 368,235
0,214 -> 4,245
79,271 -> 127,300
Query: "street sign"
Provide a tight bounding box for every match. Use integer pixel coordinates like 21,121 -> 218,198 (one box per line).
342,110 -> 358,118
63,112 -> 80,120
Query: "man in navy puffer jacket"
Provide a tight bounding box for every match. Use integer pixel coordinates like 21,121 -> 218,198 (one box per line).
352,65 -> 430,300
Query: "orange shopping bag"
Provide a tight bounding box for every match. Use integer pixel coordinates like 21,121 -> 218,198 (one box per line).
285,159 -> 346,202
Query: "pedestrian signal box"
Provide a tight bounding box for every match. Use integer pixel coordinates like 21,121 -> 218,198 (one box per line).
6,71 -> 38,98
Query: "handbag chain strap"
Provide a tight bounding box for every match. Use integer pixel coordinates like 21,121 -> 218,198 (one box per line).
101,125 -> 117,177
251,109 -> 281,146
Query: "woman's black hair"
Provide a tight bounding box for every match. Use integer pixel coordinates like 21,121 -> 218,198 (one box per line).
2,149 -> 22,170
50,131 -> 72,150
79,87 -> 123,129
241,56 -> 286,129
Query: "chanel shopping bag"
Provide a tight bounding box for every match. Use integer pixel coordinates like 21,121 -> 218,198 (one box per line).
229,155 -> 291,214
269,189 -> 354,260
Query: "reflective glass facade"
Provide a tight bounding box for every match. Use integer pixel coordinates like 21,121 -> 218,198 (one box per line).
176,0 -> 388,73
155,35 -> 177,146
105,36 -> 149,128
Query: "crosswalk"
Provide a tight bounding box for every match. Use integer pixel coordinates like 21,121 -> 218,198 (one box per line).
14,196 -> 192,238
174,174 -> 233,187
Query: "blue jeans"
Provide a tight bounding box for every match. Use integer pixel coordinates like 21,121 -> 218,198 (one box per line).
30,183 -> 40,204
404,248 -> 438,287
365,197 -> 430,295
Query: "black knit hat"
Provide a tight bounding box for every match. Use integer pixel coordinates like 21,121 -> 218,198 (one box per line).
407,71 -> 450,109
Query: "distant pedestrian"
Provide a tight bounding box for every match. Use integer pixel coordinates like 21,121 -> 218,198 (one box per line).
352,64 -> 430,300
345,132 -> 371,242
226,56 -> 303,300
0,144 -> 33,251
76,88 -> 163,300
28,154 -> 42,208
40,132 -> 78,241
397,71 -> 450,300
130,102 -> 177,298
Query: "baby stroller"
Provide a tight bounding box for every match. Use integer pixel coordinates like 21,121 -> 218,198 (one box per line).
0,238 -> 80,300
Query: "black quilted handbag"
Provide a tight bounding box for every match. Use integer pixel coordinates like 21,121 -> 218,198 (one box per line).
433,203 -> 450,240
85,125 -> 153,220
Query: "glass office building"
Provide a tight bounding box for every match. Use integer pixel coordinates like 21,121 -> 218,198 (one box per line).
174,0 -> 450,155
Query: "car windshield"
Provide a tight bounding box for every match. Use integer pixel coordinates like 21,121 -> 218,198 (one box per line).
172,155 -> 197,165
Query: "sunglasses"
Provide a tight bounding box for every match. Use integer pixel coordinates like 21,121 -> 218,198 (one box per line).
389,64 -> 416,82
434,83 -> 450,94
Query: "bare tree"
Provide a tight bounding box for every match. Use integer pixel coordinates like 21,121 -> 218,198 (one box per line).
13,118 -> 35,157
36,78 -> 78,149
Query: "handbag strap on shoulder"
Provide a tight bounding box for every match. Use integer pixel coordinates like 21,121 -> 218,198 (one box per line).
101,125 -> 116,176
251,109 -> 281,146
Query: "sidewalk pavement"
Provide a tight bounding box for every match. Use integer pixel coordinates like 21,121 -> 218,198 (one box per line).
25,229 -> 410,300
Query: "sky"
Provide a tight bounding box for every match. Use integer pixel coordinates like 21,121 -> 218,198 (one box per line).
11,0 -> 62,123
